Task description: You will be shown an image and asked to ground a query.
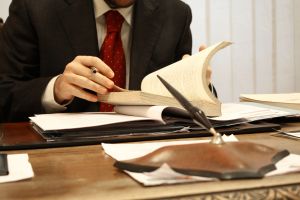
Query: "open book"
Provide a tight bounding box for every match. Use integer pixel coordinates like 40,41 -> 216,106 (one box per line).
240,93 -> 300,111
98,41 -> 232,117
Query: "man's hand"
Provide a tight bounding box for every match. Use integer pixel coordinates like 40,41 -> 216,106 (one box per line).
182,44 -> 212,83
54,56 -> 115,104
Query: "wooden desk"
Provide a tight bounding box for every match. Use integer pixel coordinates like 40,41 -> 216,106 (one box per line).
0,122 -> 300,199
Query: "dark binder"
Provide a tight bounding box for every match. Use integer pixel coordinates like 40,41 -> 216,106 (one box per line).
0,121 -> 280,150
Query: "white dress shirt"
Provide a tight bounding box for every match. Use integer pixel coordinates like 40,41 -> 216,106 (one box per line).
42,0 -> 133,113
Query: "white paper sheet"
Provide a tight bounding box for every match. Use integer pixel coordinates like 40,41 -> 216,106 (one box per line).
280,131 -> 300,139
212,103 -> 293,121
29,112 -> 152,131
0,154 -> 34,183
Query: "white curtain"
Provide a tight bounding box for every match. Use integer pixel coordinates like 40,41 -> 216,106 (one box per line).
183,0 -> 300,102
0,0 -> 10,20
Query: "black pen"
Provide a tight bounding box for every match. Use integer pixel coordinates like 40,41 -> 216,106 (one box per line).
157,75 -> 224,144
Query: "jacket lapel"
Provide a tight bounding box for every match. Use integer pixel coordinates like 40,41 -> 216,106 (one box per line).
129,0 -> 162,89
58,0 -> 99,56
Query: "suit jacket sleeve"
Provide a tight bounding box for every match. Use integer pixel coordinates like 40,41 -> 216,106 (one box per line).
0,0 -> 52,122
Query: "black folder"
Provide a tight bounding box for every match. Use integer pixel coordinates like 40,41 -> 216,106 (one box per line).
0,121 -> 280,150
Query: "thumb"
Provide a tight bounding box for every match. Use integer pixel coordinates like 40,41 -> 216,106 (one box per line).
199,44 -> 207,52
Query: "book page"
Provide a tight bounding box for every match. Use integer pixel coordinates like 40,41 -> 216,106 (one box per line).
141,41 -> 232,104
114,105 -> 193,125
114,105 -> 168,123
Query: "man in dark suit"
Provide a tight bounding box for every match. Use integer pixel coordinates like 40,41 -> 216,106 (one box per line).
0,0 -> 194,122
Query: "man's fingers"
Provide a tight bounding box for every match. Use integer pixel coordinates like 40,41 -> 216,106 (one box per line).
90,72 -> 114,89
199,44 -> 207,51
70,62 -> 114,89
66,73 -> 109,95
182,54 -> 190,59
182,44 -> 207,60
67,84 -> 98,102
54,55 -> 118,104
54,75 -> 99,103
75,56 -> 114,78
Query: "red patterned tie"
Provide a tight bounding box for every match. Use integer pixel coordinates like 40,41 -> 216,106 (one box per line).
100,10 -> 126,112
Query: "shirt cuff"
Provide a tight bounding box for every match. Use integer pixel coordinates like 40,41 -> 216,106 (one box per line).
42,75 -> 71,113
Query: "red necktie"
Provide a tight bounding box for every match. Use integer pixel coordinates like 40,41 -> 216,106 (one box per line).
100,10 -> 126,112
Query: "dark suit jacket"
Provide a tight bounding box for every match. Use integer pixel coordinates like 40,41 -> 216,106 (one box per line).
0,0 -> 192,122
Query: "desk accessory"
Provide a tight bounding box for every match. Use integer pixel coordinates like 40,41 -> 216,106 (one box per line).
114,76 -> 290,179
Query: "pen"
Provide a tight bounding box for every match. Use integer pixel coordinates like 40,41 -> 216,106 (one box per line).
157,75 -> 224,144
90,66 -> 98,74
90,66 -> 127,92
